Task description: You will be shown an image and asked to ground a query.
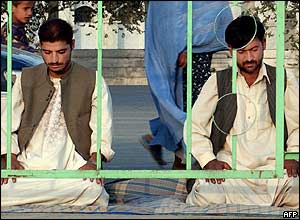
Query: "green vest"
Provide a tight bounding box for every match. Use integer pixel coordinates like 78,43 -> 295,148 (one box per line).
18,62 -> 96,160
210,63 -> 288,155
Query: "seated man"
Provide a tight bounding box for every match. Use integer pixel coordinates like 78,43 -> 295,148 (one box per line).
1,18 -> 115,207
184,15 -> 299,208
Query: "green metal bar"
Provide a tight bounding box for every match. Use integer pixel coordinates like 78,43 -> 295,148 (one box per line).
96,1 -> 103,170
275,1 -> 285,178
185,1 -> 192,170
231,49 -> 237,170
1,169 -> 281,179
285,152 -> 299,160
230,0 -> 239,171
6,1 -> 12,170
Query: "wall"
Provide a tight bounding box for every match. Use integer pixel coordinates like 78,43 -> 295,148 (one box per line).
72,49 -> 147,85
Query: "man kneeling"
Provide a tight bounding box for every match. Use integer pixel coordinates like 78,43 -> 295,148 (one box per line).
1,19 -> 115,207
184,15 -> 299,208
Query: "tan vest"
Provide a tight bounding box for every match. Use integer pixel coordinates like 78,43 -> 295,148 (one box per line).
18,62 -> 96,160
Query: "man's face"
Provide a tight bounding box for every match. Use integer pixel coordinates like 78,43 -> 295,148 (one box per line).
233,38 -> 266,75
41,40 -> 74,76
12,1 -> 34,25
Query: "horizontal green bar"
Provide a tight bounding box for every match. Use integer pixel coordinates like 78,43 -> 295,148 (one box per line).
1,169 -> 282,179
285,152 -> 299,160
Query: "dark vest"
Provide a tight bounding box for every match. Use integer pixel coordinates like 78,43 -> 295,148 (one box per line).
187,65 -> 288,193
18,62 -> 96,160
210,64 -> 288,155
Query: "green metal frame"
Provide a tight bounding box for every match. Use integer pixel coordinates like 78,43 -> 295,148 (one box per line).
1,1 -> 298,180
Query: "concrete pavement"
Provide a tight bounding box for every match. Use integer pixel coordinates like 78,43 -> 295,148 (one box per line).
103,85 -> 174,170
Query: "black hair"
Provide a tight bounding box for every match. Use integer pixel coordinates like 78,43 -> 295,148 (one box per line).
13,1 -> 24,6
38,18 -> 73,46
13,1 -> 35,7
225,15 -> 265,49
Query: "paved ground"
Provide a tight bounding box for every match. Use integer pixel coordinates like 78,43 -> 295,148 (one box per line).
103,85 -> 174,171
2,213 -> 281,219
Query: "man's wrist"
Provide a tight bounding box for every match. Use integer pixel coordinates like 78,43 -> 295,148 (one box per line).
89,153 -> 107,163
87,160 -> 97,166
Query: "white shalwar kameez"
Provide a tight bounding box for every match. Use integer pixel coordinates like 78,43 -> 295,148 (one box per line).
1,75 -> 115,207
184,64 -> 299,208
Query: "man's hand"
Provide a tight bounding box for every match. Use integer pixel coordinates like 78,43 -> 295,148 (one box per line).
78,153 -> 106,185
203,159 -> 232,184
1,154 -> 24,185
177,52 -> 187,68
79,162 -> 104,185
284,160 -> 299,177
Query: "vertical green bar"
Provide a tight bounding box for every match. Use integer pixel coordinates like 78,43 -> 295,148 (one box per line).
231,49 -> 237,170
186,1 -> 192,170
275,1 -> 285,178
6,1 -> 12,170
96,1 -> 103,169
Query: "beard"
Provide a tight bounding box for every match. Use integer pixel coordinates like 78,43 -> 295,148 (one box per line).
48,65 -> 65,75
50,68 -> 66,75
238,57 -> 263,74
47,60 -> 71,75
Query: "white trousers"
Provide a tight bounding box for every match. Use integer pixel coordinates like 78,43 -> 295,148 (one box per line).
186,175 -> 299,209
1,178 -> 109,207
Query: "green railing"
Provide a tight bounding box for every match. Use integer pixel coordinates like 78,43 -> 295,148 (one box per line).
1,1 -> 298,180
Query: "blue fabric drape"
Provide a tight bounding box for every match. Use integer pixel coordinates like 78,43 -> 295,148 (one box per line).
145,1 -> 233,152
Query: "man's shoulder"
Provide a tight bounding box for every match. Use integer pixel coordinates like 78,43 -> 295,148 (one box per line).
216,67 -> 232,79
20,64 -> 47,87
72,62 -> 95,75
263,63 -> 284,78
264,63 -> 276,70
21,63 -> 47,82
22,63 -> 46,74
71,62 -> 96,84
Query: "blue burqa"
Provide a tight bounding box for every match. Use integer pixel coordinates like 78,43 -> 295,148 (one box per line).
144,1 -> 233,152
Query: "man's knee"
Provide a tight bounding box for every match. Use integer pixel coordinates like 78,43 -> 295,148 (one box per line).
288,177 -> 299,207
186,179 -> 226,207
186,160 -> 202,193
279,177 -> 299,208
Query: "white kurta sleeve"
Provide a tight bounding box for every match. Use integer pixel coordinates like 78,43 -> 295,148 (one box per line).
184,73 -> 219,168
89,76 -> 115,162
1,76 -> 24,155
284,71 -> 299,153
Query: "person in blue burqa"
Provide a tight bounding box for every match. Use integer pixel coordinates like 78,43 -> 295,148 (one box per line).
140,1 -> 233,169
